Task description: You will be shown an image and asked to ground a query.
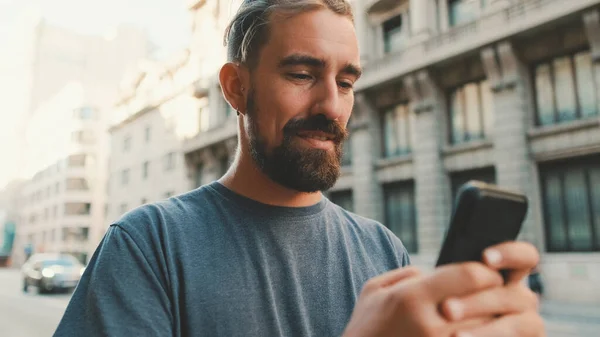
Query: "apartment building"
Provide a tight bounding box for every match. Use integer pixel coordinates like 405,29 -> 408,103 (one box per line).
106,53 -> 200,223
14,83 -> 110,265
9,21 -> 150,265
105,0 -> 243,221
181,0 -> 600,303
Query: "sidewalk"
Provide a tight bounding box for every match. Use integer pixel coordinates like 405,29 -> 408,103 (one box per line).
541,300 -> 600,337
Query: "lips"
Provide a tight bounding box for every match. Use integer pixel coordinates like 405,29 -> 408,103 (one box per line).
296,130 -> 335,141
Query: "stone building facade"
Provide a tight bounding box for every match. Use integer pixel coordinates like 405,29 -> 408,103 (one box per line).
182,0 -> 600,303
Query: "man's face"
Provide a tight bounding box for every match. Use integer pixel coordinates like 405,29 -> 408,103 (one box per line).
244,9 -> 361,193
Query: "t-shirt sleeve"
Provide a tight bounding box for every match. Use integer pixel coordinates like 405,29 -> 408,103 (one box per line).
53,224 -> 173,337
384,229 -> 411,267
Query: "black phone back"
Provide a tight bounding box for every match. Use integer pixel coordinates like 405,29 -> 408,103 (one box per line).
435,181 -> 528,267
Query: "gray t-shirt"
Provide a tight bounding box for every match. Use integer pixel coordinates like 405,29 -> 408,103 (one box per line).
54,182 -> 410,337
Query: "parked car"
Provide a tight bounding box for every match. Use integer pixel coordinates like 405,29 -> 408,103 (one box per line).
21,253 -> 85,294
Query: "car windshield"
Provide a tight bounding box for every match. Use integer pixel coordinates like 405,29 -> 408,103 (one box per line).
42,258 -> 78,267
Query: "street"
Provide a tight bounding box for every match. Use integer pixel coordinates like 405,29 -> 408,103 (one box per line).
0,268 -> 71,337
1,268 -> 599,337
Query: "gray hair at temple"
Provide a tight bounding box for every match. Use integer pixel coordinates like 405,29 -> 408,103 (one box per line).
223,0 -> 354,69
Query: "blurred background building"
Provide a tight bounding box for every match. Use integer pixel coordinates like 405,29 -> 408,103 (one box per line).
9,18 -> 152,266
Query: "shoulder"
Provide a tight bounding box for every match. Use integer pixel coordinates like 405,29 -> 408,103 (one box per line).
112,185 -> 221,245
325,200 -> 411,267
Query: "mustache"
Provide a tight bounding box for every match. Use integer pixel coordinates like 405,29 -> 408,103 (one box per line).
283,115 -> 349,143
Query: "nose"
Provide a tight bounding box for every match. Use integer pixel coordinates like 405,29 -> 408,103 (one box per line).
310,78 -> 343,121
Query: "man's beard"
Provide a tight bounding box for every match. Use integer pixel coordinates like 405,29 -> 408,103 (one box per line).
245,89 -> 349,193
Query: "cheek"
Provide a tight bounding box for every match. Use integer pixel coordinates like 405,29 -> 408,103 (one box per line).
259,82 -> 310,143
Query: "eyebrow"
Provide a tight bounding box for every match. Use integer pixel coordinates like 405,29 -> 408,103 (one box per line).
278,53 -> 362,79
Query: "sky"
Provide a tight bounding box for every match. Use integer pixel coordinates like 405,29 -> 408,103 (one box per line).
0,0 -> 191,189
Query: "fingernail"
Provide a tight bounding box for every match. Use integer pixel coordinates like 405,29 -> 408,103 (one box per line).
485,249 -> 502,266
446,298 -> 464,320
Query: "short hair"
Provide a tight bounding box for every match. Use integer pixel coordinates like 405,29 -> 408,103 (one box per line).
224,0 -> 354,69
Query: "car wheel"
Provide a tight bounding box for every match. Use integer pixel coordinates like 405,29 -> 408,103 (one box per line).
38,280 -> 50,294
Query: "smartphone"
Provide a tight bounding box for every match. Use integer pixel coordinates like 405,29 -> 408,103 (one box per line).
435,180 -> 528,268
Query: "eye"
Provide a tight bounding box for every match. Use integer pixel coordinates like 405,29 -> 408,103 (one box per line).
288,73 -> 313,81
338,81 -> 354,90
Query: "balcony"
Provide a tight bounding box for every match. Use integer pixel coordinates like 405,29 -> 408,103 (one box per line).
183,117 -> 237,155
356,0 -> 598,91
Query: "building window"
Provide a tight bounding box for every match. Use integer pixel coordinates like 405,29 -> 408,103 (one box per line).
141,198 -> 147,205
121,169 -> 130,185
164,152 -> 176,171
145,126 -> 151,143
449,0 -> 486,27
534,50 -> 599,126
448,79 -> 493,144
164,191 -> 175,198
450,167 -> 497,203
55,182 -> 60,193
142,161 -> 149,179
382,103 -> 412,158
341,134 -> 352,167
329,190 -> 354,212
540,157 -> 600,252
383,15 -> 405,54
383,181 -> 418,253
74,106 -> 96,120
67,154 -> 87,167
65,178 -> 89,191
225,102 -> 234,118
64,202 -> 91,216
123,135 -> 131,152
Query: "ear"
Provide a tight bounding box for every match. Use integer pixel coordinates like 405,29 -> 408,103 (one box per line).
219,62 -> 249,116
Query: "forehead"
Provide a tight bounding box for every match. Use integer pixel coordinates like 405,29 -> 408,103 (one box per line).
262,9 -> 360,68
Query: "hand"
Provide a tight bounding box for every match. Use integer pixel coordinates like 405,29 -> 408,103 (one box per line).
440,241 -> 545,337
342,263 -> 505,337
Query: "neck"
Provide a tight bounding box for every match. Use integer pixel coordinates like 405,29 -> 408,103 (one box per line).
219,150 -> 323,208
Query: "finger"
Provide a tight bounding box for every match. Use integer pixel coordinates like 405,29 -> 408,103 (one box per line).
483,241 -> 539,283
447,317 -> 495,335
365,266 -> 421,289
424,262 -> 503,302
441,284 -> 539,321
453,311 -> 545,337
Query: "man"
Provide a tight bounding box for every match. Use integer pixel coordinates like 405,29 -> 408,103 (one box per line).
54,0 -> 544,336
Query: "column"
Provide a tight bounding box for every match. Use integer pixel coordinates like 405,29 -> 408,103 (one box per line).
351,94 -> 384,223
409,0 -> 431,41
404,70 -> 452,256
353,0 -> 372,63
480,41 -> 544,249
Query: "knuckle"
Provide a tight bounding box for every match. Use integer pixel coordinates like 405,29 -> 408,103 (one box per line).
461,262 -> 497,288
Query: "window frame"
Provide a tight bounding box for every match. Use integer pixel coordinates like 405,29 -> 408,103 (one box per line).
447,77 -> 490,145
383,181 -> 418,253
531,48 -> 599,127
380,101 -> 413,158
539,156 -> 600,252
